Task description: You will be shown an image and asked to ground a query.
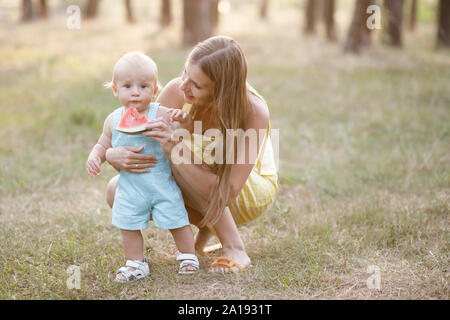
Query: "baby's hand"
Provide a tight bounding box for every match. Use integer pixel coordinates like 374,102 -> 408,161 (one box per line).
167,108 -> 193,132
86,156 -> 102,176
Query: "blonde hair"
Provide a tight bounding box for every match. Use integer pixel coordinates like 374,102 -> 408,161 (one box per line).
104,51 -> 159,89
188,35 -> 251,227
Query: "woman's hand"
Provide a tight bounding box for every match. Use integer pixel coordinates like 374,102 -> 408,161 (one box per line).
143,117 -> 178,158
105,146 -> 157,173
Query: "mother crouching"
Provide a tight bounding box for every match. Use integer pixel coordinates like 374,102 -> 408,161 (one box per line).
105,35 -> 278,273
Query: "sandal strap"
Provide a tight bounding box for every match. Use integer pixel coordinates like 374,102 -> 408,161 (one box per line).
125,259 -> 147,270
176,253 -> 198,264
176,252 -> 199,271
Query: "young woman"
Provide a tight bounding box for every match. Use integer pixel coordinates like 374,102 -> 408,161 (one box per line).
105,36 -> 278,273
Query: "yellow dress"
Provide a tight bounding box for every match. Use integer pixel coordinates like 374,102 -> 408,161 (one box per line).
181,87 -> 279,226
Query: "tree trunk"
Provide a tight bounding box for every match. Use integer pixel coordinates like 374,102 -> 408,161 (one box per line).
85,0 -> 100,20
124,0 -> 135,23
260,0 -> 269,20
39,0 -> 48,19
21,0 -> 33,22
409,0 -> 417,31
437,0 -> 450,47
211,0 -> 219,29
344,0 -> 375,53
161,0 -> 172,28
323,0 -> 336,41
384,0 -> 403,46
183,0 -> 213,46
304,0 -> 317,34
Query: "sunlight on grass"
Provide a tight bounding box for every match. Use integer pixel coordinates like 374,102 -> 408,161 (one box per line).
0,0 -> 448,299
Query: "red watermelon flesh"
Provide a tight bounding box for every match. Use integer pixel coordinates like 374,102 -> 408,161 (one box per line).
116,107 -> 148,134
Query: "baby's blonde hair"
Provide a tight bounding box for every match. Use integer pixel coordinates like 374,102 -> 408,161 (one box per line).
104,51 -> 159,89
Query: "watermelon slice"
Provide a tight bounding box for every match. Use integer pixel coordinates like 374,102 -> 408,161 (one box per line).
116,107 -> 148,134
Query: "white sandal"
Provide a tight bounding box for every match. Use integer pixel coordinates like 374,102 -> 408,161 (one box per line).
176,252 -> 199,274
115,259 -> 150,283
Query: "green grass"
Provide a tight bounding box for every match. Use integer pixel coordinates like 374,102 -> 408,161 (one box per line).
0,0 -> 449,299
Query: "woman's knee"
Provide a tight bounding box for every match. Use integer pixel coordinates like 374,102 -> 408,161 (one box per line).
106,175 -> 119,208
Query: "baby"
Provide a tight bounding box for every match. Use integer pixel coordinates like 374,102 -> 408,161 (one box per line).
86,51 -> 198,282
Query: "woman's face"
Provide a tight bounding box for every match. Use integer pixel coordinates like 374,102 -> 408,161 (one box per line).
179,62 -> 214,106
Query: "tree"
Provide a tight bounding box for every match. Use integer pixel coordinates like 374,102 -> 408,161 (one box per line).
21,0 -> 33,22
384,0 -> 404,47
124,0 -> 135,23
21,0 -> 48,22
183,0 -> 213,46
323,0 -> 336,41
39,0 -> 48,19
260,0 -> 269,20
211,0 -> 219,29
161,0 -> 172,28
84,0 -> 100,20
409,0 -> 417,31
344,0 -> 376,53
304,0 -> 317,34
437,0 -> 450,47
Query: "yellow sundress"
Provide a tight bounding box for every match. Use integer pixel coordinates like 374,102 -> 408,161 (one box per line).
181,87 -> 279,226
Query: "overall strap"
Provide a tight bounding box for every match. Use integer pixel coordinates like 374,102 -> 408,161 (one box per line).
111,106 -> 125,142
147,103 -> 159,120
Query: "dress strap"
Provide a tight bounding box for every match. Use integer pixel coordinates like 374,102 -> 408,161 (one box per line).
256,122 -> 270,172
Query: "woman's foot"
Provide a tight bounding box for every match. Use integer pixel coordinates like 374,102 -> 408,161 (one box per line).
208,247 -> 251,274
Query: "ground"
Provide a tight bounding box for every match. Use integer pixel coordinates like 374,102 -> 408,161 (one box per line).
0,0 -> 448,299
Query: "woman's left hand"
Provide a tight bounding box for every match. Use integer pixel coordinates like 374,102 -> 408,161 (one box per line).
142,117 -> 177,158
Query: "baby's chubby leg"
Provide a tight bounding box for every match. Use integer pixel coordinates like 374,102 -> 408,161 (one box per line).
116,229 -> 145,281
121,229 -> 145,261
170,225 -> 195,254
170,226 -> 198,273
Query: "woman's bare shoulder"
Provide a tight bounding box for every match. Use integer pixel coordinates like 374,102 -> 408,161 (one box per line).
156,77 -> 185,109
246,91 -> 270,130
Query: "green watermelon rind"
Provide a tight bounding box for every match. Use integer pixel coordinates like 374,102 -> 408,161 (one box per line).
116,125 -> 147,134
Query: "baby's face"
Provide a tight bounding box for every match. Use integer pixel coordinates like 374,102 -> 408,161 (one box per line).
112,65 -> 157,112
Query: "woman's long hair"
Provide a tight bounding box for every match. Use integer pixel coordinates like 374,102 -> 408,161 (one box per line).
188,35 -> 251,227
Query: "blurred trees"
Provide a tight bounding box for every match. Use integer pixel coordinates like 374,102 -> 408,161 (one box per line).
16,0 -> 450,50
304,0 -> 336,41
183,0 -> 213,46
384,0 -> 404,47
409,0 -> 417,31
344,0 -> 375,53
125,0 -> 135,24
21,0 -> 48,21
84,0 -> 100,20
161,0 -> 172,28
260,0 -> 269,20
323,0 -> 337,41
437,0 -> 450,47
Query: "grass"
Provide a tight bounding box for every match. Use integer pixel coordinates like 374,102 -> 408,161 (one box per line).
0,0 -> 449,299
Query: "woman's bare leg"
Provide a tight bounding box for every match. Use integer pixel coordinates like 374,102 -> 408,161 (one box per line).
187,206 -> 251,273
187,208 -> 214,249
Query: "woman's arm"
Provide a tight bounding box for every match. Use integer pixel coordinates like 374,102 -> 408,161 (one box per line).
152,96 -> 270,214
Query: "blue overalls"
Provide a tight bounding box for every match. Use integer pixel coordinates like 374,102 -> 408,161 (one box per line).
111,103 -> 190,230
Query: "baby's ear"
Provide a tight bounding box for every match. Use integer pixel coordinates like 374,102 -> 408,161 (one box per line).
111,84 -> 118,97
153,85 -> 159,96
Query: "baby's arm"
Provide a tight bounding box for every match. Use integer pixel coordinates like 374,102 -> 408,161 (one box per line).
86,113 -> 113,176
